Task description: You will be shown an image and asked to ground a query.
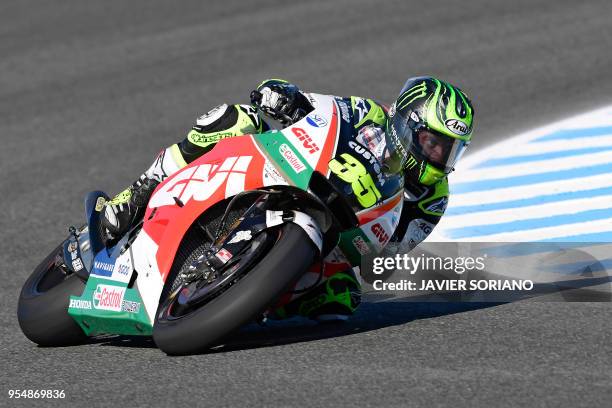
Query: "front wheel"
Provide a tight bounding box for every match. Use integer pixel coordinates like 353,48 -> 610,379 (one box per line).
153,223 -> 318,355
17,243 -> 87,346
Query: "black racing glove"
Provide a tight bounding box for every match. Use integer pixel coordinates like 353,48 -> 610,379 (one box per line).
250,79 -> 313,126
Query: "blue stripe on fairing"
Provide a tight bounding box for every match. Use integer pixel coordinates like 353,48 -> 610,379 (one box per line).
534,126 -> 612,142
446,208 -> 612,239
477,146 -> 612,168
451,162 -> 612,193
446,186 -> 612,215
537,231 -> 612,243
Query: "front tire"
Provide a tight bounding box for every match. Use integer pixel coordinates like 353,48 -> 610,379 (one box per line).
153,223 -> 317,355
17,243 -> 87,346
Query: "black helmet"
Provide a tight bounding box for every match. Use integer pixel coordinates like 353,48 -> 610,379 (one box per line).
384,77 -> 474,185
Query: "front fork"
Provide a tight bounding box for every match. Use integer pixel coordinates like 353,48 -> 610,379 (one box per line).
207,195 -> 324,272
207,194 -> 353,318
58,191 -> 110,283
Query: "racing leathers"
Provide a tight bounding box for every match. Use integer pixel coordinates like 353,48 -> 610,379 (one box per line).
101,79 -> 449,320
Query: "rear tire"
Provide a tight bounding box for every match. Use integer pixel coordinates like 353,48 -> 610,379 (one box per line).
153,223 -> 317,355
17,244 -> 87,346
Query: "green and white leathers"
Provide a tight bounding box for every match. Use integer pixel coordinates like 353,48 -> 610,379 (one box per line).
385,77 -> 474,186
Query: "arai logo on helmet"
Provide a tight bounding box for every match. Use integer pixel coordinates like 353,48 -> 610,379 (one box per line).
445,119 -> 470,136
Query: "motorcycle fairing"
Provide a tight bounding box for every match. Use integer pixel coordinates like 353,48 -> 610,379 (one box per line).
67,243 -> 155,336
143,94 -> 340,283
67,94 -> 402,336
337,191 -> 403,265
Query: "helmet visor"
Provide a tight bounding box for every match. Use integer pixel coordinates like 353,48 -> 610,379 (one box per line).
411,129 -> 468,173
387,112 -> 468,174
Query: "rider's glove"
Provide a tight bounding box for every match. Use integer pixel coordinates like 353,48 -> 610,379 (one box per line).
250,79 -> 313,126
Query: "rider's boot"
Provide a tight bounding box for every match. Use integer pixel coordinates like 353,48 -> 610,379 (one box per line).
101,145 -> 187,242
273,268 -> 362,322
101,176 -> 159,241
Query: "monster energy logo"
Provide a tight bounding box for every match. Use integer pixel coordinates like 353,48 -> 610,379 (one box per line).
405,155 -> 418,170
397,82 -> 427,110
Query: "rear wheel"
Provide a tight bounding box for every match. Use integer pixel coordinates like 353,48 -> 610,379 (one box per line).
17,243 -> 87,346
153,223 -> 317,355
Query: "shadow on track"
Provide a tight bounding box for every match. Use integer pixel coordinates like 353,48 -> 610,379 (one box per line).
85,299 -> 503,354
62,273 -> 610,354
210,300 -> 504,353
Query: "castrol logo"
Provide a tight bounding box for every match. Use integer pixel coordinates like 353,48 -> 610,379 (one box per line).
93,284 -> 125,312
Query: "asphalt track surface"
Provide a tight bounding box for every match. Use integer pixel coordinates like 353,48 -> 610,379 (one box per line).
2,1 -> 612,406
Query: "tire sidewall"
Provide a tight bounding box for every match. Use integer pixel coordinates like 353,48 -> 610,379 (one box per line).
153,223 -> 317,355
17,244 -> 87,346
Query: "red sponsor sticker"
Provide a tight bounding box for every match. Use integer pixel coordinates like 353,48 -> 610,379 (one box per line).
371,223 -> 390,245
292,128 -> 320,154
93,284 -> 125,312
215,248 -> 233,263
352,235 -> 371,255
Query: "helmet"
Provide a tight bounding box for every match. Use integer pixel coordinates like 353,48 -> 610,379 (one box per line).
384,77 -> 474,185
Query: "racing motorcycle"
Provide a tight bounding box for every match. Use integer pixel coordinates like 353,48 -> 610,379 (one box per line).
17,94 -> 404,355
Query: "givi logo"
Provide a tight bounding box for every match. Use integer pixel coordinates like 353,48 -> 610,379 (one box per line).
292,128 -> 320,154
148,156 -> 252,208
371,223 -> 390,245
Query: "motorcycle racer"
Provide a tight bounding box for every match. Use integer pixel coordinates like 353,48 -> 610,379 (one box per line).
101,77 -> 474,321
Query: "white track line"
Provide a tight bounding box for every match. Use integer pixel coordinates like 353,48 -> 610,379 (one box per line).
427,104 -> 612,242
442,194 -> 612,228
454,104 -> 612,171
448,172 -> 612,207
447,217 -> 612,242
496,135 -> 612,157
458,149 -> 612,181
